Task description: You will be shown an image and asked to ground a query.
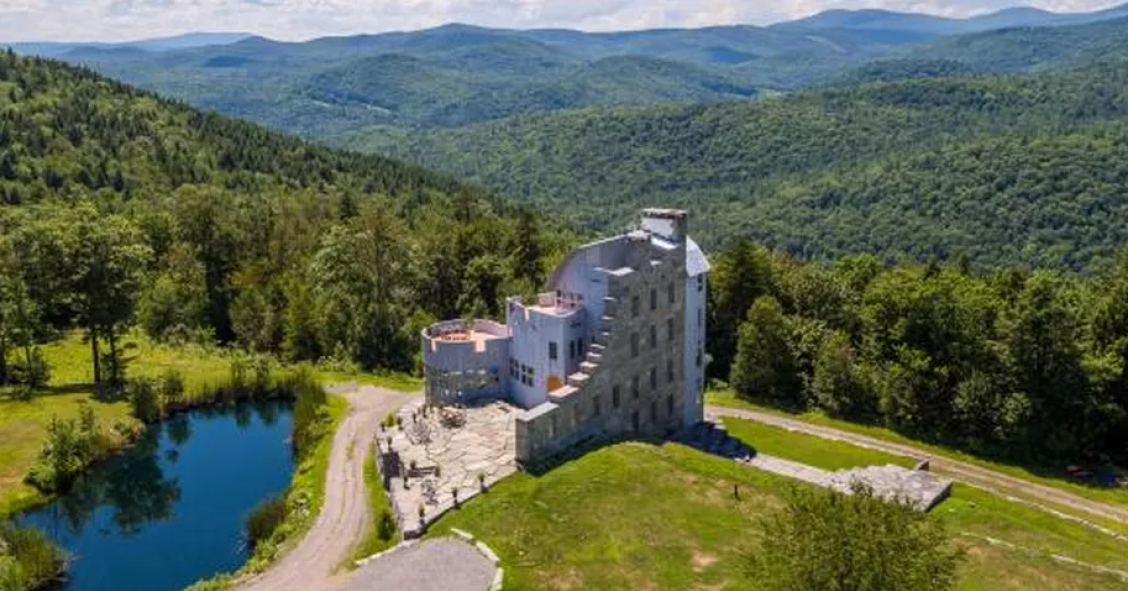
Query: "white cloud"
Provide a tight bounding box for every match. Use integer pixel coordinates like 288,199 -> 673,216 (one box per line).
0,0 -> 1122,42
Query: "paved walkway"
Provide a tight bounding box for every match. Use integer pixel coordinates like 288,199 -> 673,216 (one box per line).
380,399 -> 518,537
706,404 -> 1128,528
343,539 -> 497,591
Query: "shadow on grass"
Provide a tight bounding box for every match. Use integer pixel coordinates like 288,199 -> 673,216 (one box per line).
731,393 -> 1127,494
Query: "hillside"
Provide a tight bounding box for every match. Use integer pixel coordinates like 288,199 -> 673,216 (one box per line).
347,63 -> 1128,269
0,51 -> 565,374
20,22 -> 913,138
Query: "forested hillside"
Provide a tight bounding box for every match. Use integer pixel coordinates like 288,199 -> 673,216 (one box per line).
709,240 -> 1128,467
355,62 -> 1128,269
0,51 -> 567,386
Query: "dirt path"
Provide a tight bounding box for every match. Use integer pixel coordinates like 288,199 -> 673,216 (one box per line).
706,405 -> 1128,528
235,386 -> 417,591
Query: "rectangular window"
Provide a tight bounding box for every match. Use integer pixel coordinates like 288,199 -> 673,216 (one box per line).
593,395 -> 601,418
631,295 -> 640,317
612,385 -> 621,408
649,325 -> 657,348
650,288 -> 657,311
568,340 -> 575,360
668,282 -> 675,304
695,348 -> 703,368
667,359 -> 675,384
631,375 -> 640,399
667,317 -> 675,342
631,333 -> 639,358
697,275 -> 704,292
650,401 -> 657,424
632,411 -> 640,432
666,394 -> 674,417
549,341 -> 558,361
649,367 -> 657,391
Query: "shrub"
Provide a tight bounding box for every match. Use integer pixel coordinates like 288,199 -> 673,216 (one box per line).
0,556 -> 27,591
159,369 -> 186,409
10,348 -> 49,390
245,496 -> 288,549
287,364 -> 328,457
0,523 -> 66,589
250,354 -> 274,397
377,508 -> 396,542
748,484 -> 963,591
25,416 -> 86,493
128,378 -> 161,423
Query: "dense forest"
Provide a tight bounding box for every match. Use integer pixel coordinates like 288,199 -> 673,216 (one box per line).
709,240 -> 1128,467
0,50 -> 569,390
361,61 -> 1128,270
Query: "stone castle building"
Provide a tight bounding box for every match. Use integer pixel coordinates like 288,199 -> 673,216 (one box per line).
421,209 -> 710,463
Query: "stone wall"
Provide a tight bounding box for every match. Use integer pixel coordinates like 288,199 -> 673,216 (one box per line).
516,234 -> 689,463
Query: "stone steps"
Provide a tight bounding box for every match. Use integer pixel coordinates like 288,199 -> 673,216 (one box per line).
585,351 -> 602,364
579,361 -> 598,374
566,372 -> 590,388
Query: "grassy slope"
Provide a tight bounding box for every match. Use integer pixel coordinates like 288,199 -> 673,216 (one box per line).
708,390 -> 1128,510
723,417 -> 916,470
346,443 -> 400,566
430,441 -> 1128,590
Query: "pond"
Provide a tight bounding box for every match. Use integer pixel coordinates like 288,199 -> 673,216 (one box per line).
18,401 -> 295,591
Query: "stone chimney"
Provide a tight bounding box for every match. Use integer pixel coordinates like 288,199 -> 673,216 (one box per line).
640,208 -> 688,245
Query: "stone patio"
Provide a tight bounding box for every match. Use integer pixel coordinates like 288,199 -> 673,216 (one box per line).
375,399 -> 519,538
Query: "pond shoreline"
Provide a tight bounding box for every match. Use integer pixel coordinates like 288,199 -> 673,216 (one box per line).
15,397 -> 304,591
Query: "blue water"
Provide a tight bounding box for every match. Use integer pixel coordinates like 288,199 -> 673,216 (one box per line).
17,402 -> 295,591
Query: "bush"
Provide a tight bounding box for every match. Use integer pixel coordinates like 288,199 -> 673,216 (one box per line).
245,496 -> 288,549
159,369 -> 186,409
25,416 -> 87,493
127,378 -> 161,423
0,556 -> 27,591
9,348 -> 49,390
748,484 -> 963,591
286,365 -> 328,457
0,523 -> 66,590
377,508 -> 396,542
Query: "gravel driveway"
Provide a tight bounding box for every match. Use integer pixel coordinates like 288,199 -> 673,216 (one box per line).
234,386 -> 416,591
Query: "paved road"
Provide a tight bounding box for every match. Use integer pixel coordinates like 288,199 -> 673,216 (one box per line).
235,386 -> 416,591
707,404 -> 1128,528
344,538 -> 497,591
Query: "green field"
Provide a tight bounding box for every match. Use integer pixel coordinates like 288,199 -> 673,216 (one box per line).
708,390 -> 1128,510
430,436 -> 1128,590
722,417 -> 917,471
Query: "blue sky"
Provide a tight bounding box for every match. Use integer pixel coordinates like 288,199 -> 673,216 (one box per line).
0,0 -> 1122,42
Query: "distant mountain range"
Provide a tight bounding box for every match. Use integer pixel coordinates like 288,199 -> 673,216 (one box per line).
4,32 -> 253,58
6,5 -> 1128,269
774,3 -> 1128,37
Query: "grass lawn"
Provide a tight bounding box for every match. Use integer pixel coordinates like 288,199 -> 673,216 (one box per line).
430,439 -> 1128,590
346,443 -> 400,567
1,333 -> 234,516
708,390 -> 1128,510
720,411 -> 1128,584
723,417 -> 916,471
